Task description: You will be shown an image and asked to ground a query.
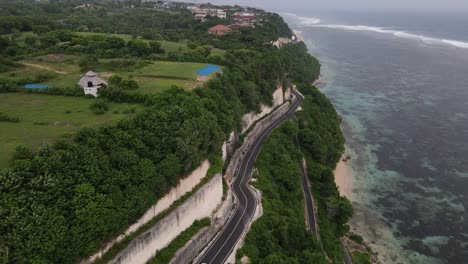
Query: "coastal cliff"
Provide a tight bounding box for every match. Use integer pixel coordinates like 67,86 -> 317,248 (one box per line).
0,2 -> 365,263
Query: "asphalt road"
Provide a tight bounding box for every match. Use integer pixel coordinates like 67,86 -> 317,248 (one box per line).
194,89 -> 304,264
300,161 -> 319,238
341,238 -> 353,264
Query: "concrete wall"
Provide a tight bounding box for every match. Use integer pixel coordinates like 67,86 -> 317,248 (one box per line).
109,173 -> 223,264
83,160 -> 210,264
240,84 -> 285,133
174,189 -> 234,264
225,88 -> 292,182
222,84 -> 285,164
222,131 -> 238,163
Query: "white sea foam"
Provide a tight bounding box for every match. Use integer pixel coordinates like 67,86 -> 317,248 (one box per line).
309,24 -> 468,50
442,39 -> 468,49
279,12 -> 321,25
279,12 -> 298,17
298,17 -> 321,25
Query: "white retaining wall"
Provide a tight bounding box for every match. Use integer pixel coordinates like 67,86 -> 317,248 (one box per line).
82,160 -> 210,264
109,173 -> 223,264
240,84 -> 285,133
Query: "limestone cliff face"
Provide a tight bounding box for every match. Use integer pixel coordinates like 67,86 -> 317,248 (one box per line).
222,83 -> 289,163
109,174 -> 223,264
82,160 -> 211,264
240,84 -> 285,133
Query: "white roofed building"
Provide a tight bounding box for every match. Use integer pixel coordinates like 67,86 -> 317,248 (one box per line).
78,71 -> 108,97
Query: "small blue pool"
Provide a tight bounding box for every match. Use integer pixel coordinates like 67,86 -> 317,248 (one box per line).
196,65 -> 221,76
24,84 -> 51,89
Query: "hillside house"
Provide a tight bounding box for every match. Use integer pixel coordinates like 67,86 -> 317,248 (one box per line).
233,12 -> 256,23
78,71 -> 108,97
192,7 -> 227,20
208,25 -> 232,36
232,12 -> 257,28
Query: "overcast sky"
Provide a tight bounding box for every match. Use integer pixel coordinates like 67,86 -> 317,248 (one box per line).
187,0 -> 468,10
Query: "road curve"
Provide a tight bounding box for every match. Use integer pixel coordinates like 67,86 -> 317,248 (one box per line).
194,89 -> 304,264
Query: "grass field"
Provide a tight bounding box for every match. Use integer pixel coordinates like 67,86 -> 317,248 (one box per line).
0,93 -> 143,168
132,61 -> 205,79
0,55 -> 213,94
130,77 -> 200,93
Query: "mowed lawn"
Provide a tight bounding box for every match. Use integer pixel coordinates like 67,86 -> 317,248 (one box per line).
132,61 -> 205,79
0,93 -> 143,168
121,61 -> 210,94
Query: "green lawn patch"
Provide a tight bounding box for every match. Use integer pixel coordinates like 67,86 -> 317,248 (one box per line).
129,77 -> 200,94
351,251 -> 372,264
132,61 -> 206,79
0,93 -> 143,168
148,218 -> 211,264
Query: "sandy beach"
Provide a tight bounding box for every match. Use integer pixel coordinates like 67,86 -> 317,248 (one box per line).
334,157 -> 353,198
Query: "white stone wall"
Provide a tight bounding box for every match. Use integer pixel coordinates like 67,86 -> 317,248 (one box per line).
241,84 -> 285,133
109,174 -> 223,264
82,160 -> 210,264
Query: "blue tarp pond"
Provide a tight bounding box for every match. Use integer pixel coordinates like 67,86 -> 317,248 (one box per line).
24,84 -> 51,89
196,65 -> 221,76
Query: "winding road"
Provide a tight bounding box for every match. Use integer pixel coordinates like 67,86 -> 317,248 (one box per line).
194,89 -> 304,264
300,159 -> 319,238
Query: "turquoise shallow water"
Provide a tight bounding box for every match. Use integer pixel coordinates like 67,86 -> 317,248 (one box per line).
284,11 -> 468,264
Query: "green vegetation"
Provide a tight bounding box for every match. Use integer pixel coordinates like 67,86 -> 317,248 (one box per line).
296,85 -> 352,262
148,218 -> 211,264
132,61 -> 204,79
238,122 -> 327,263
352,251 -> 372,264
0,93 -> 142,168
0,112 -> 20,123
92,155 -> 220,264
89,99 -> 110,115
238,85 -> 350,263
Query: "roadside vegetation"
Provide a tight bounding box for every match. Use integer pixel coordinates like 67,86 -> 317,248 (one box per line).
148,218 -> 211,264
238,84 -> 352,263
238,122 -> 327,263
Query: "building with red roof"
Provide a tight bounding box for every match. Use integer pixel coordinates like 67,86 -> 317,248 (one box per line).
208,25 -> 232,36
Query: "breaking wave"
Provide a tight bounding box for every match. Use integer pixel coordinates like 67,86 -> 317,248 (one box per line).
308,24 -> 468,50
280,12 -> 321,25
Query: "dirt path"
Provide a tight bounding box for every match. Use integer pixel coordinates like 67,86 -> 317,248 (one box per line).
22,63 -> 68,75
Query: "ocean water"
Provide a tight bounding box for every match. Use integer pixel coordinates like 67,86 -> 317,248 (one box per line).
282,10 -> 468,264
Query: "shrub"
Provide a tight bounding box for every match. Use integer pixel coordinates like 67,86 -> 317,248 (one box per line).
79,55 -> 98,71
33,121 -> 48,125
149,41 -> 165,54
0,112 -> 20,122
108,75 -> 139,90
35,71 -> 57,82
0,79 -> 19,92
349,233 -> 364,244
89,100 -> 109,115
